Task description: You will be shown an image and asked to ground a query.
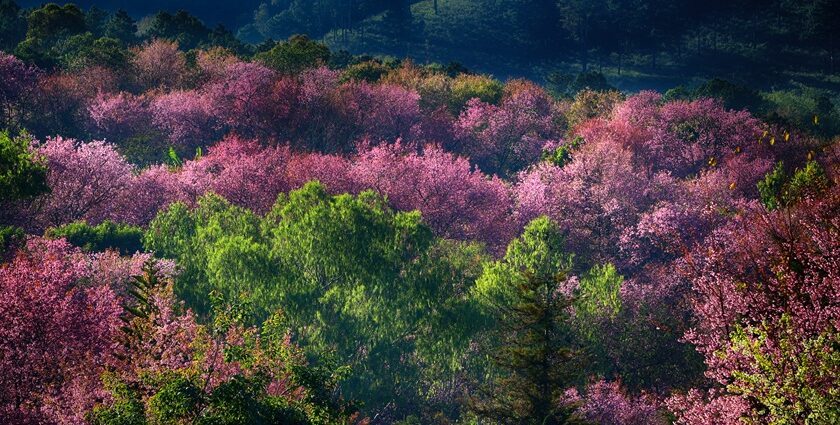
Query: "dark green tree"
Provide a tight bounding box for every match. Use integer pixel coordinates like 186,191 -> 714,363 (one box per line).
104,10 -> 137,45
0,0 -> 25,50
14,3 -> 87,66
470,217 -> 589,424
254,34 -> 331,75
143,10 -> 210,50
46,220 -> 144,255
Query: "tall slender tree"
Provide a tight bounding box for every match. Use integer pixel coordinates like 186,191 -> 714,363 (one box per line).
470,217 -> 589,424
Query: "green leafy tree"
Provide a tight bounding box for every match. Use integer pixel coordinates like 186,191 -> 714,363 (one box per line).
90,263 -> 354,425
0,225 -> 23,259
104,10 -> 138,45
144,182 -> 487,419
574,263 -> 622,339
0,130 -> 49,204
727,316 -> 840,424
144,193 -> 266,316
448,74 -> 504,113
14,3 -> 87,66
470,217 -> 589,424
53,33 -> 131,70
142,10 -> 210,50
254,35 -> 331,75
758,161 -> 830,211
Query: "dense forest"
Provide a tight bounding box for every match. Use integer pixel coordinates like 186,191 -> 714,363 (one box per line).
1,1 -> 839,424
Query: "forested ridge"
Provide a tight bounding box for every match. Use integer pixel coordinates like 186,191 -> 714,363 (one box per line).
1,1 -> 840,424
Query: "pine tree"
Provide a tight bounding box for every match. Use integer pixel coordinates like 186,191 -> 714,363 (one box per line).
470,217 -> 590,424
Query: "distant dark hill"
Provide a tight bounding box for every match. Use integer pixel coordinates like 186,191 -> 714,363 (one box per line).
16,0 -> 261,28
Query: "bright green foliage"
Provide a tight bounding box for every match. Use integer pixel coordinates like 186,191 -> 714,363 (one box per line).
254,35 -> 330,75
46,220 -> 144,254
448,73 -> 504,113
88,374 -> 146,425
144,193 -> 266,316
785,161 -> 830,205
0,131 -> 49,203
574,263 -> 623,336
758,161 -> 786,211
470,217 -> 588,424
543,136 -> 583,167
91,267 -> 353,425
727,317 -> 840,424
144,182 -> 486,416
758,161 -> 830,211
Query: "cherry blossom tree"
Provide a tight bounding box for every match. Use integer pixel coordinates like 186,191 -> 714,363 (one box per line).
203,61 -> 281,138
341,81 -> 422,143
86,91 -> 154,141
26,137 -> 135,231
573,380 -> 666,425
131,39 -> 188,90
0,52 -> 40,131
0,238 -> 122,424
454,85 -> 561,176
350,142 -> 516,250
668,184 -> 840,423
150,89 -> 220,149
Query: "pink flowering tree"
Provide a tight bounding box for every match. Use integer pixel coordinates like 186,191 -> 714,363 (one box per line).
0,238 -> 122,424
86,91 -> 156,142
514,138 -> 651,267
455,86 -> 562,176
203,61 -> 282,138
131,39 -> 188,90
0,52 -> 41,131
350,142 -> 516,251
150,89 -> 220,150
177,135 -> 293,214
602,92 -> 764,178
574,380 -> 667,425
25,137 -> 135,232
668,185 -> 840,424
341,82 -> 423,143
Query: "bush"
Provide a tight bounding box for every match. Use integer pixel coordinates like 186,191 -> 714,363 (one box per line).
449,73 -> 503,113
46,220 -> 144,254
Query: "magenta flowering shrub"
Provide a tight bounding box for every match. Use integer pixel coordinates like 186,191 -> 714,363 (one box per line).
575,380 -> 666,425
